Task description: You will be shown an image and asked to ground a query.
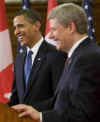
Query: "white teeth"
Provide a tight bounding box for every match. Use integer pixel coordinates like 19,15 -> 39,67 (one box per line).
18,36 -> 23,40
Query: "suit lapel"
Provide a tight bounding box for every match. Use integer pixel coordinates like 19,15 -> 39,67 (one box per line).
70,37 -> 92,60
65,37 -> 92,70
55,37 -> 93,95
24,41 -> 48,98
55,60 -> 69,95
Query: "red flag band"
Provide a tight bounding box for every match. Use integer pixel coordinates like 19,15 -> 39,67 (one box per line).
0,0 -> 13,103
45,0 -> 58,46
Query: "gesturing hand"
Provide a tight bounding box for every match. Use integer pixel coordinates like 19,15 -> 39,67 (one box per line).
12,104 -> 40,122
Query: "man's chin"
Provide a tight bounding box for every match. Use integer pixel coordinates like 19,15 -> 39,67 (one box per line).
20,42 -> 26,47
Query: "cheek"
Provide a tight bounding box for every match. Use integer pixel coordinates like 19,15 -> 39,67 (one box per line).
55,32 -> 61,40
54,29 -> 61,36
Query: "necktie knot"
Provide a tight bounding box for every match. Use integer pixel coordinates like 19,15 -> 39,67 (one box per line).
28,50 -> 33,57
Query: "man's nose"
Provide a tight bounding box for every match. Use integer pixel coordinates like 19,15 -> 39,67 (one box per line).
48,32 -> 54,39
14,27 -> 20,35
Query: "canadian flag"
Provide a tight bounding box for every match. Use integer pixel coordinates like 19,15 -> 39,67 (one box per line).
0,0 -> 13,103
45,0 -> 58,46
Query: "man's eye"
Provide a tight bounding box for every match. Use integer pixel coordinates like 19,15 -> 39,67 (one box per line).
18,24 -> 24,28
51,28 -> 56,31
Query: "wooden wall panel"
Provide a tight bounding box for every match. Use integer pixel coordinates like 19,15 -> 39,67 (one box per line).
6,1 -> 100,59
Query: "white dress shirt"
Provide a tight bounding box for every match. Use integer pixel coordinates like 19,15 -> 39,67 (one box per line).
26,37 -> 44,65
68,36 -> 88,58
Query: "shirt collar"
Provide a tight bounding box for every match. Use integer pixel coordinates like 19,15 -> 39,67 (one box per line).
68,35 -> 88,58
27,37 -> 44,54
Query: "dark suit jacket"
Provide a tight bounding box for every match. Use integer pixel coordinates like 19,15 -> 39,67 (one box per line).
8,41 -> 67,111
43,38 -> 100,122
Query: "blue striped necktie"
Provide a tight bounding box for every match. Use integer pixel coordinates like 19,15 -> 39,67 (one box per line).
24,50 -> 33,87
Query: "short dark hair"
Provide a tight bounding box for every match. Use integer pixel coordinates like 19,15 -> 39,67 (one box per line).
15,9 -> 42,24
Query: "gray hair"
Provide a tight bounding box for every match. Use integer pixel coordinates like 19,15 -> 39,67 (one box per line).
48,3 -> 88,34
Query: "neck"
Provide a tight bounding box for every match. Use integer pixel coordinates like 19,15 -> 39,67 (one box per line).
73,33 -> 88,44
66,33 -> 88,53
30,33 -> 42,48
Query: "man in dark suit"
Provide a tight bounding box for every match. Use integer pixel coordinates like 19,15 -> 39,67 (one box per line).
8,9 -> 67,111
12,3 -> 100,122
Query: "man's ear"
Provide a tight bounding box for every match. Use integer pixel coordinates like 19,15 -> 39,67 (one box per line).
33,21 -> 41,31
67,22 -> 76,33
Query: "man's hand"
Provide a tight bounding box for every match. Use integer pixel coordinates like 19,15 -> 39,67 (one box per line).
12,104 -> 40,122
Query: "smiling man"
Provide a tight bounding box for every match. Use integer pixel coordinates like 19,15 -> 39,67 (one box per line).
8,9 -> 67,111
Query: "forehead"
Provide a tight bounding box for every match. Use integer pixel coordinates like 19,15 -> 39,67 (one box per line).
14,15 -> 24,21
49,18 -> 61,29
49,18 -> 64,30
13,15 -> 29,25
49,18 -> 59,27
